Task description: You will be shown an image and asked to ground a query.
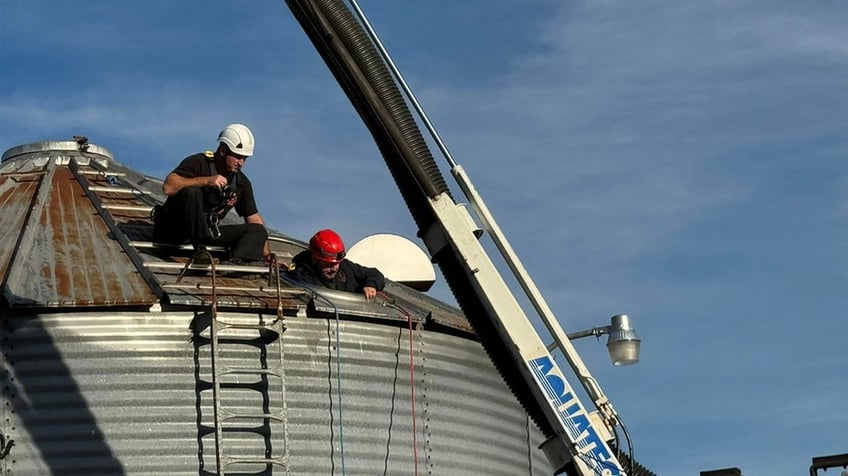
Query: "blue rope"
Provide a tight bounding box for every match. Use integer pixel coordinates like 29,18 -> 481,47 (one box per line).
287,276 -> 347,475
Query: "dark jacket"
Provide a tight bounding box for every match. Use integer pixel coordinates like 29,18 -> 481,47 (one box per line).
288,250 -> 385,293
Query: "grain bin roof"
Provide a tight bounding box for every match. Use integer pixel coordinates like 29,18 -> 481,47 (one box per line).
0,140 -> 472,334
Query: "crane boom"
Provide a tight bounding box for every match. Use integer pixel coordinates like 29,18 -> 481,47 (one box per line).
283,1 -> 631,474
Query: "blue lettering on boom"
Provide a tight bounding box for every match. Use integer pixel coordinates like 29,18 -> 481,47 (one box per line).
531,354 -> 575,407
529,356 -> 622,476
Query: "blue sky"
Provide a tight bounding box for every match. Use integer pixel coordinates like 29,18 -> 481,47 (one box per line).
2,1 -> 846,474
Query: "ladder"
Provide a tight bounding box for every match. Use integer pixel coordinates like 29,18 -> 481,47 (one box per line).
207,312 -> 290,474
190,251 -> 291,475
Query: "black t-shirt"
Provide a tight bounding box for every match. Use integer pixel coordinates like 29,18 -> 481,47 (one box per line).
171,152 -> 259,217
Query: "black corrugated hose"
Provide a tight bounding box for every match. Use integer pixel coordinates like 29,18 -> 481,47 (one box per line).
283,0 -> 556,443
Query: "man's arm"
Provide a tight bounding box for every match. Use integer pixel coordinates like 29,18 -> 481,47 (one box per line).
361,264 -> 385,291
245,213 -> 271,257
162,172 -> 227,196
347,261 -> 386,299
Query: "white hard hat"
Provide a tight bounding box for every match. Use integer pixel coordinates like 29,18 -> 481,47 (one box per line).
217,123 -> 255,157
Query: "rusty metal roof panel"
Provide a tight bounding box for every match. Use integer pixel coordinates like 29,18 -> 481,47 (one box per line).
3,164 -> 158,307
0,141 -> 161,308
0,172 -> 43,283
4,167 -> 158,307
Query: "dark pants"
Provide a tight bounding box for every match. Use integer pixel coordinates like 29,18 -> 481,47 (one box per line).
152,187 -> 267,261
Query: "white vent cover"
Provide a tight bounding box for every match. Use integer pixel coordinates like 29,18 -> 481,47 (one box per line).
346,233 -> 436,291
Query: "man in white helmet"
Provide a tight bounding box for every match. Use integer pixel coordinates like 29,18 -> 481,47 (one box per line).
153,123 -> 269,265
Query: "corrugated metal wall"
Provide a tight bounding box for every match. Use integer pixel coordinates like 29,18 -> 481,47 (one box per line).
1,311 -> 553,475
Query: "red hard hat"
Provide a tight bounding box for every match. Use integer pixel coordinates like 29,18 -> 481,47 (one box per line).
309,229 -> 346,264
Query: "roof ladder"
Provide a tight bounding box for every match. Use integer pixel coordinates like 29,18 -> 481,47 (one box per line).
68,159 -> 164,298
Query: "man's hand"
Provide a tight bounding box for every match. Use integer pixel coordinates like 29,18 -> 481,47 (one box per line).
363,286 -> 377,301
209,174 -> 228,188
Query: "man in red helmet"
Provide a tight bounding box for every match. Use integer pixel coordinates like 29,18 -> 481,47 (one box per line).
288,229 -> 385,300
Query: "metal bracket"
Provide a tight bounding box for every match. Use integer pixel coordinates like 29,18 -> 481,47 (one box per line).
539,435 -> 572,474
